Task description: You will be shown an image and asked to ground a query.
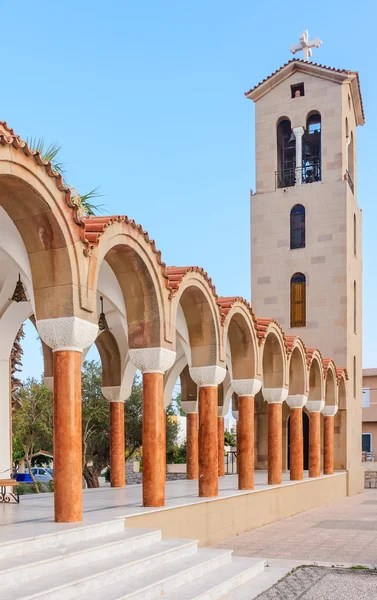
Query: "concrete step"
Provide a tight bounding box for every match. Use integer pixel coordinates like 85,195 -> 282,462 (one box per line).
5,538 -> 198,600
0,528 -> 161,586
0,519 -> 125,559
221,564 -> 291,599
75,548 -> 234,600
162,557 -> 266,599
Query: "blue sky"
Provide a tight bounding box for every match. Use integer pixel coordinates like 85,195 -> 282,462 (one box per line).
3,1 -> 375,377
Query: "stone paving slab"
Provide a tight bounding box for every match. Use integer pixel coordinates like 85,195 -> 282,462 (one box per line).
255,566 -> 377,600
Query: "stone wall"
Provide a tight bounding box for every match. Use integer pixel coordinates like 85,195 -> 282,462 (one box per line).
125,461 -> 186,485
364,471 -> 377,489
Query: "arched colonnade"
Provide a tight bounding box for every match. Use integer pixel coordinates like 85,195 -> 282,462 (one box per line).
0,123 -> 348,523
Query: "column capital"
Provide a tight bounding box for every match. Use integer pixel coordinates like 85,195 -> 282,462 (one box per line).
306,399 -> 325,413
37,317 -> 98,353
286,394 -> 308,409
263,387 -> 288,404
322,405 -> 338,417
231,378 -> 261,398
43,376 -> 54,392
181,400 -> 198,414
129,347 -> 176,374
293,126 -> 305,137
189,365 -> 226,388
101,386 -> 124,403
232,410 -> 239,421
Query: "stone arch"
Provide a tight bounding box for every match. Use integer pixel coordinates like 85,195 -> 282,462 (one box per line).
219,298 -> 258,381
324,360 -> 338,406
87,219 -> 170,350
95,330 -> 121,388
307,350 -> 325,404
258,321 -> 288,392
287,337 -> 308,397
0,128 -> 87,321
167,267 -> 222,367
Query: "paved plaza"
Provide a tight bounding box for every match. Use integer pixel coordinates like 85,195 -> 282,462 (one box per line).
215,489 -> 377,565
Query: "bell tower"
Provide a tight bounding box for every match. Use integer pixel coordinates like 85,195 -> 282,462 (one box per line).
246,36 -> 365,494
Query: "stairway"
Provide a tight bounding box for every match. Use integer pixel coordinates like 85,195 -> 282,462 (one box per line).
0,520 -> 265,599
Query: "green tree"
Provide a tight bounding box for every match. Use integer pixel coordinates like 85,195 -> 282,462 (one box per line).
81,360 -> 110,488
12,378 -> 53,489
224,430 -> 236,448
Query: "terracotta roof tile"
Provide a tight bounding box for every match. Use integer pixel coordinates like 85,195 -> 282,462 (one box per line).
336,367 -> 349,382
255,317 -> 288,350
165,266 -> 217,299
217,296 -> 258,327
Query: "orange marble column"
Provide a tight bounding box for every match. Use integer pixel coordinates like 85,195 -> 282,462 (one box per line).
54,350 -> 82,523
186,413 -> 199,480
309,411 -> 321,478
290,408 -> 304,481
324,415 -> 334,475
238,396 -> 254,490
142,372 -> 165,506
268,403 -> 282,485
199,386 -> 218,497
218,416 -> 225,477
110,402 -> 125,488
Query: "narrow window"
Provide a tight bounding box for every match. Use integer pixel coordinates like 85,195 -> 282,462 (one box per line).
291,83 -> 304,98
290,273 -> 306,327
290,204 -> 305,249
347,131 -> 355,193
276,119 -> 295,188
353,356 -> 356,399
354,280 -> 357,334
348,94 -> 351,110
354,214 -> 357,256
302,112 -> 321,183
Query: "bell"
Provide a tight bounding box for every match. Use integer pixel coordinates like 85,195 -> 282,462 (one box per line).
10,274 -> 28,303
98,296 -> 110,332
288,131 -> 296,144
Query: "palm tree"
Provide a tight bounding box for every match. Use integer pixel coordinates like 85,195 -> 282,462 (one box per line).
26,137 -> 105,216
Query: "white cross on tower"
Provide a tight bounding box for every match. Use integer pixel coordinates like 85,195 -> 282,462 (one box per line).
290,30 -> 322,61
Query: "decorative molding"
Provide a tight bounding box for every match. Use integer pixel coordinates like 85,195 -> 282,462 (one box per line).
189,365 -> 226,388
129,347 -> 176,374
322,405 -> 338,417
101,386 -> 123,403
43,376 -> 54,393
37,317 -> 98,353
286,394 -> 308,409
181,400 -> 198,414
231,378 -> 262,398
262,387 -> 288,404
306,400 -> 325,413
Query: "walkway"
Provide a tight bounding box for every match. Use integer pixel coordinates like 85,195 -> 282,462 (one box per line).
215,489 -> 377,565
0,471 -> 332,543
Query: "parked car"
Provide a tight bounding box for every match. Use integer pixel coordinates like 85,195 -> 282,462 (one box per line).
30,467 -> 53,483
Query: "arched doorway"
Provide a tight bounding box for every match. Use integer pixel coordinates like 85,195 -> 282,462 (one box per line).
287,411 -> 309,470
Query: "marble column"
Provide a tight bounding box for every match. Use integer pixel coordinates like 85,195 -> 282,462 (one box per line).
306,400 -> 324,478
37,316 -> 99,523
186,412 -> 199,480
323,406 -> 337,475
129,347 -> 176,507
286,395 -> 307,481
263,388 -> 288,485
102,386 -> 125,488
232,379 -> 262,491
218,416 -> 225,477
293,126 -> 304,184
190,365 -> 226,498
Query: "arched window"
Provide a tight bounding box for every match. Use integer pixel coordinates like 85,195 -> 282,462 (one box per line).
353,356 -> 356,399
302,112 -> 321,183
290,273 -> 306,327
277,118 -> 295,188
347,131 -> 355,192
354,214 -> 357,256
354,280 -> 357,334
290,204 -> 305,249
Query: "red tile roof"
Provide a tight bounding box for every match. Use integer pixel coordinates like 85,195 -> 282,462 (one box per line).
165,266 -> 217,299
217,296 -> 257,326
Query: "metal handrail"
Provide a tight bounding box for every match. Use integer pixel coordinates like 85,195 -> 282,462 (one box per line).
275,162 -> 321,189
